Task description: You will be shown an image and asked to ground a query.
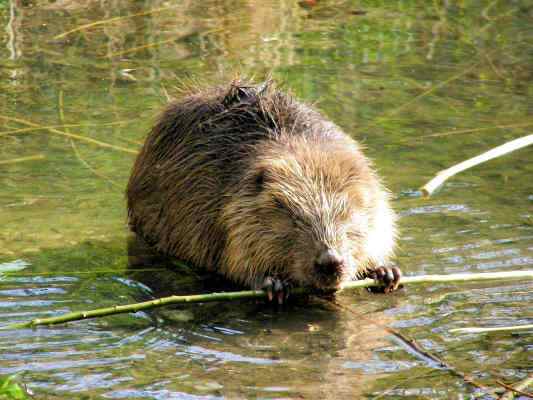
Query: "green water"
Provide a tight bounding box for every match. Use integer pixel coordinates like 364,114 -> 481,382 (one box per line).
0,1 -> 532,398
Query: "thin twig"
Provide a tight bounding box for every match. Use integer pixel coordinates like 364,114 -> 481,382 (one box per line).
325,298 -> 445,400
70,140 -> 122,189
389,330 -> 499,396
2,270 -> 531,330
450,324 -> 533,334
0,115 -> 137,154
58,90 -> 122,189
420,121 -> 533,139
479,7 -> 517,34
421,134 -> 533,196
482,50 -> 506,80
121,137 -> 144,146
365,61 -> 481,129
104,28 -> 223,58
0,154 -> 45,165
54,5 -> 180,40
370,370 -> 446,400
481,0 -> 499,21
498,374 -> 533,400
104,37 -> 180,58
327,298 -> 499,398
496,378 -> 533,399
0,120 -> 133,138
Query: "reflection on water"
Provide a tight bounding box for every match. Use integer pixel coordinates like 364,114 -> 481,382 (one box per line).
0,0 -> 532,398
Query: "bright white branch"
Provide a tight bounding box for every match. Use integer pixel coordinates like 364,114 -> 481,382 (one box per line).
421,134 -> 533,196
450,324 -> 533,334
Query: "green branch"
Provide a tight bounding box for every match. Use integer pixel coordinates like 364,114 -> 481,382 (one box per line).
2,270 -> 532,330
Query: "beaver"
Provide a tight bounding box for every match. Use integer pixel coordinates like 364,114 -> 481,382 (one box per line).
127,79 -> 401,302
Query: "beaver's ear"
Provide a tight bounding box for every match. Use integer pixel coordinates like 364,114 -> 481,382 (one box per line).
223,82 -> 259,107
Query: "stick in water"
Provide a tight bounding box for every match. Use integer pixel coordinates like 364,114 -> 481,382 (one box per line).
498,374 -> 533,400
2,270 -> 532,330
0,154 -> 45,165
449,324 -> 533,334
421,134 -> 533,196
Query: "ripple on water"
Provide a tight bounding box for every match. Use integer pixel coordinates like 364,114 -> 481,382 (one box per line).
400,204 -> 472,216
4,276 -> 79,284
342,357 -> 417,373
176,345 -> 280,365
0,354 -> 146,375
0,300 -> 65,309
53,373 -> 134,392
104,389 -> 223,400
0,287 -> 67,296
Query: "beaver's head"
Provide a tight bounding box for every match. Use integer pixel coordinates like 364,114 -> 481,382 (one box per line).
222,135 -> 396,290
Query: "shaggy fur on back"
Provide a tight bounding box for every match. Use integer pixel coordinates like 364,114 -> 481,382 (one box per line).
127,80 -> 396,288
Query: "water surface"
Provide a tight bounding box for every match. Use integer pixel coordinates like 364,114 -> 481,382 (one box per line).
0,1 -> 532,398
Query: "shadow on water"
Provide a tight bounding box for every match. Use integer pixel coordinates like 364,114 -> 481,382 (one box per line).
1,238 -> 411,399
0,222 -> 531,399
4,235 -> 529,399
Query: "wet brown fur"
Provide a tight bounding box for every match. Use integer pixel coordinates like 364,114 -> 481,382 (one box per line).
127,79 -> 396,289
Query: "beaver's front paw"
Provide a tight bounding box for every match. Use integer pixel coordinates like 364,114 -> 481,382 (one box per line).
367,266 -> 402,293
259,276 -> 291,305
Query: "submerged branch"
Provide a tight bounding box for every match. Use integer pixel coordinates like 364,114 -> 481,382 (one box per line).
0,120 -> 132,138
497,374 -> 533,400
0,154 -> 45,165
54,5 -> 179,40
58,90 -> 122,190
421,121 -> 533,139
366,60 -> 481,129
0,115 -> 137,154
2,270 -> 531,330
105,37 -> 181,58
326,297 -> 499,398
389,330 -> 499,396
421,134 -> 533,196
104,28 -> 223,58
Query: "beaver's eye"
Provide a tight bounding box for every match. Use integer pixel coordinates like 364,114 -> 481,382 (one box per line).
255,170 -> 265,191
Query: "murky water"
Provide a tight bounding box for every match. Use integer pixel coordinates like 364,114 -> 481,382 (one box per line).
0,1 -> 532,398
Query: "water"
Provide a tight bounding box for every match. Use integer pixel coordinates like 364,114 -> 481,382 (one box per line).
0,0 -> 532,398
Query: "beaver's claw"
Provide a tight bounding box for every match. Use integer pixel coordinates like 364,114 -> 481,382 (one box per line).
261,276 -> 291,305
367,265 -> 402,293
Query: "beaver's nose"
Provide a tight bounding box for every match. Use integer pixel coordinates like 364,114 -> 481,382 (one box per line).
315,249 -> 344,275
